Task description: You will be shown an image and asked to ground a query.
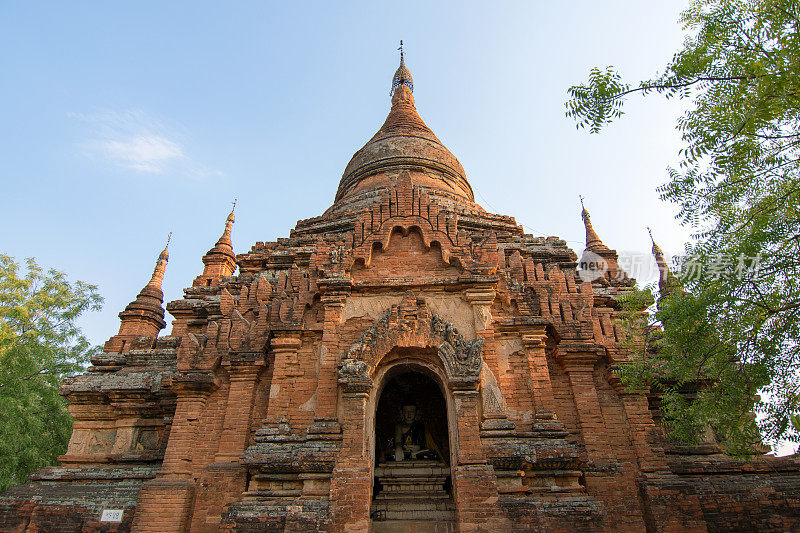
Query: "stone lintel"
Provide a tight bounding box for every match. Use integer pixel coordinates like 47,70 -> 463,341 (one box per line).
493,316 -> 549,331
317,277 -> 353,293
107,398 -> 163,419
480,417 -> 516,436
338,379 -> 372,395
222,350 -> 267,370
29,465 -> 159,481
57,454 -> 113,464
341,389 -> 371,399
464,285 -> 496,305
67,403 -> 117,420
270,333 -> 303,351
320,292 -> 349,307
171,370 -> 219,395
520,329 -> 548,348
555,342 -> 603,372
451,386 -> 480,396
351,274 -> 499,290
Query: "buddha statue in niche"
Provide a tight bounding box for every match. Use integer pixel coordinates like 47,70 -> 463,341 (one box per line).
393,398 -> 439,461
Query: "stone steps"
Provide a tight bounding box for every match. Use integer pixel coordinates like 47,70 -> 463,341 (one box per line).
370,520 -> 457,533
371,461 -> 456,523
374,492 -> 452,501
371,496 -> 455,521
372,498 -> 455,511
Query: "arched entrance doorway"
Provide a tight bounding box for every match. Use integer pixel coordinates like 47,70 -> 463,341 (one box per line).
370,364 -> 455,524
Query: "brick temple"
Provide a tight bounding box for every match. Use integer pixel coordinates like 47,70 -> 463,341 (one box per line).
2,52 -> 800,532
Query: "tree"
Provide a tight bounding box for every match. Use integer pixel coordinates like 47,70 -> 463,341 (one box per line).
566,0 -> 800,453
0,255 -> 102,492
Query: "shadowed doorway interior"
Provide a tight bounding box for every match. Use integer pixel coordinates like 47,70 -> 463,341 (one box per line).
371,369 -> 454,525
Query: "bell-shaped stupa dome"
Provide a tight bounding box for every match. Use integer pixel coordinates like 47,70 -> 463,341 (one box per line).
335,45 -> 473,204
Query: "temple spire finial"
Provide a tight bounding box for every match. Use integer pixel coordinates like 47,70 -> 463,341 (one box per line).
578,201 -> 630,285
148,234 -> 170,289
580,197 -> 601,247
228,198 -> 237,224
648,227 -> 678,299
391,40 -> 414,95
647,226 -> 663,256
159,232 -> 172,262
218,200 -> 236,246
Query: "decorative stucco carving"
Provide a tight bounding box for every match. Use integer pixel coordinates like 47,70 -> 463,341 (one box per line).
480,365 -> 507,417
338,292 -> 483,390
431,314 -> 483,380
337,358 -> 371,393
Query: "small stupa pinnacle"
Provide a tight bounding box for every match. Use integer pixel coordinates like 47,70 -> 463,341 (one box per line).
147,233 -> 171,289
229,198 -> 237,222
647,227 -> 679,298
647,226 -> 663,256
109,234 -> 170,344
158,232 -> 172,262
391,40 -> 414,95
194,202 -> 239,287
578,199 -> 629,284
218,200 -> 237,247
580,197 -> 602,248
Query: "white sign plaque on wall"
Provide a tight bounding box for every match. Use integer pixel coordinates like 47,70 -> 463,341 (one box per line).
100,509 -> 124,522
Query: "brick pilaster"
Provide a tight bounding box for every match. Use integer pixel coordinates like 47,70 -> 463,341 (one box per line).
313,282 -> 349,426
453,388 -> 485,465
160,372 -> 218,475
132,371 -> 217,533
557,344 -> 648,531
607,373 -> 670,474
464,288 -> 497,384
451,385 -> 507,531
464,286 -> 495,335
555,344 -> 608,462
521,328 -> 557,417
329,387 -> 371,532
216,353 -> 265,461
265,333 -> 302,422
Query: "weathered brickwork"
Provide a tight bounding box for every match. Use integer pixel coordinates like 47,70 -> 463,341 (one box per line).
2,57 -> 799,532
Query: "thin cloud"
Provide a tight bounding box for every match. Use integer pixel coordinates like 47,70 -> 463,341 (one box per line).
70,110 -> 222,177
89,135 -> 184,173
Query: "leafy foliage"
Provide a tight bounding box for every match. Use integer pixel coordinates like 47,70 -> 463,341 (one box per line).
0,255 -> 102,492
567,0 -> 800,452
618,284 -> 766,455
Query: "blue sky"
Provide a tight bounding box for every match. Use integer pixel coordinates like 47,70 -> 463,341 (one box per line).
1,2 -> 690,344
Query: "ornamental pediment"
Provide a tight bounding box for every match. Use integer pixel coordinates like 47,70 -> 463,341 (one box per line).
338,293 -> 483,391
351,226 -> 461,282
